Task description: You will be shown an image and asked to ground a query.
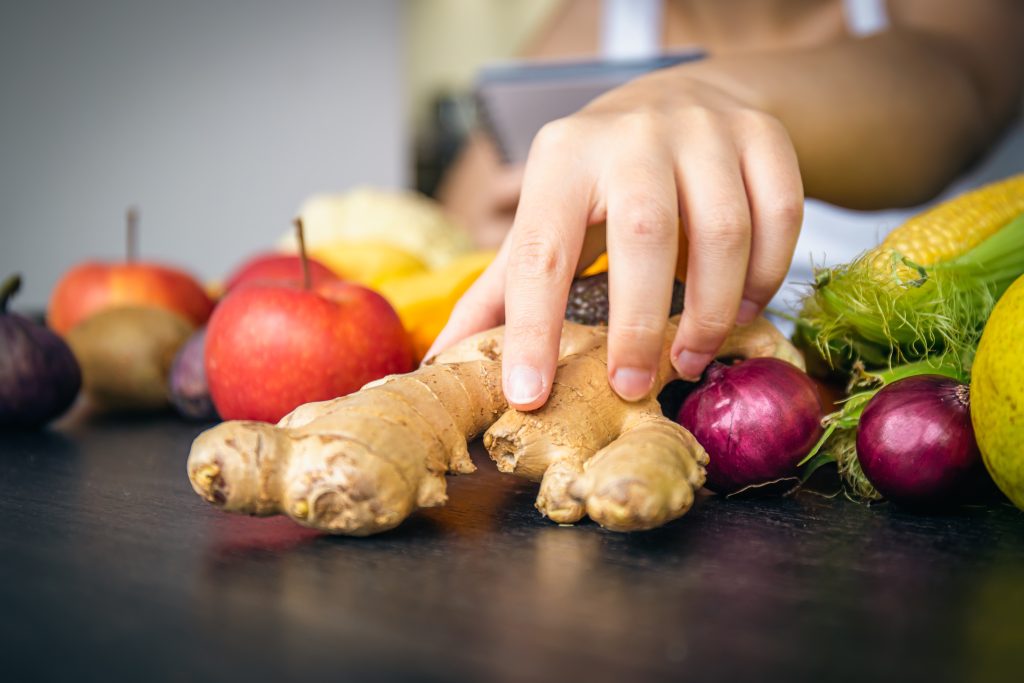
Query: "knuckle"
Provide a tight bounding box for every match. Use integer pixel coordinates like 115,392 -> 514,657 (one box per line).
695,210 -> 750,252
732,107 -> 780,131
686,311 -> 734,344
532,118 -> 577,152
765,195 -> 804,231
506,316 -> 552,344
617,202 -> 677,243
613,315 -> 667,347
681,104 -> 719,129
508,234 -> 570,283
617,109 -> 667,139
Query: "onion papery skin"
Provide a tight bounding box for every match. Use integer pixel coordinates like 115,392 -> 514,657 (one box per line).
677,358 -> 824,494
856,375 -> 980,505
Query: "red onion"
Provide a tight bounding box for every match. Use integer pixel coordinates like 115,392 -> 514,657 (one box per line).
856,375 -> 980,505
676,358 -> 824,493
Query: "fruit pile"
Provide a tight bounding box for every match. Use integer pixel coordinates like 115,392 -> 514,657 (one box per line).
279,190 -> 494,360
1,190 -> 492,427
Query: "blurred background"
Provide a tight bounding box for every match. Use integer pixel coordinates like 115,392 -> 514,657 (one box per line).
3,1 -> 1020,311
0,0 -> 559,309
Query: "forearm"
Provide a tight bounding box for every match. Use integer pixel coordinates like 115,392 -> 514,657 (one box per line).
664,30 -> 1011,209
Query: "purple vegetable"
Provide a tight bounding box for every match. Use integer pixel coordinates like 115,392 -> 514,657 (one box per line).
677,358 -> 824,493
0,274 -> 81,428
168,326 -> 218,421
856,375 -> 979,505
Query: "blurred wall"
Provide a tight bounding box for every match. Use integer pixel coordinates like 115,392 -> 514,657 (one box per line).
407,0 -> 557,135
0,0 -> 406,310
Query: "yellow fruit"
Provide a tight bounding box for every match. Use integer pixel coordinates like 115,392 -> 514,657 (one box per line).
279,187 -> 473,268
377,251 -> 496,360
971,273 -> 1024,509
582,253 -> 609,276
395,300 -> 451,362
308,240 -> 427,288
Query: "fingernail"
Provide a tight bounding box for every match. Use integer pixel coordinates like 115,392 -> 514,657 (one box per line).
736,298 -> 760,325
420,344 -> 441,367
673,350 -> 714,382
506,365 -> 544,405
611,367 -> 654,401
421,345 -> 439,367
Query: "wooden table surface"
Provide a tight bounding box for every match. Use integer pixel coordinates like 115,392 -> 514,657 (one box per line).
2,411 -> 1023,683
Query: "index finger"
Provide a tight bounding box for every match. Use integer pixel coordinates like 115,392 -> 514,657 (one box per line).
501,122 -> 593,411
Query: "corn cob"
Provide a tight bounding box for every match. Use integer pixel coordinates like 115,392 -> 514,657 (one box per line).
868,173 -> 1024,272
801,174 -> 1024,369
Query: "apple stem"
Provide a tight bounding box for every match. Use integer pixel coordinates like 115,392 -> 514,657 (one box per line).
126,207 -> 139,263
294,217 -> 311,290
0,274 -> 21,313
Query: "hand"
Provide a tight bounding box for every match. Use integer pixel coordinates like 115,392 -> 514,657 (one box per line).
429,69 -> 804,410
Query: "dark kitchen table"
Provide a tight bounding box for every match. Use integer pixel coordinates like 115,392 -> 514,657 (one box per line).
1,409 -> 1022,683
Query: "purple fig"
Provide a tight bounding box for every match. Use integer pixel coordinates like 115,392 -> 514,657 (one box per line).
0,275 -> 81,428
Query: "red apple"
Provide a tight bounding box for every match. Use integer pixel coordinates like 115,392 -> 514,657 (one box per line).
205,279 -> 413,422
48,262 -> 214,335
224,253 -> 338,292
47,209 -> 215,335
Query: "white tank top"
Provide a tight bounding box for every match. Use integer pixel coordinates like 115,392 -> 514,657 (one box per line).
600,0 -> 1024,314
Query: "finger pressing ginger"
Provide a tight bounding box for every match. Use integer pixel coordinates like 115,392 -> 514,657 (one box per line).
187,315 -> 802,535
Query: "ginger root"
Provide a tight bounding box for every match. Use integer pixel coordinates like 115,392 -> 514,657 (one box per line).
187,316 -> 803,535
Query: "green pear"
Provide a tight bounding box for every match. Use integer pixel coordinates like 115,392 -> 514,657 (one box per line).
66,306 -> 194,412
